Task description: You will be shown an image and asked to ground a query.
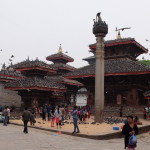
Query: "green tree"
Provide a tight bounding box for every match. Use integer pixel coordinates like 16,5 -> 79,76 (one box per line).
139,60 -> 150,66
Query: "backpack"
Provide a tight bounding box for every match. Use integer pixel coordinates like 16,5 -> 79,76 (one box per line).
129,135 -> 137,145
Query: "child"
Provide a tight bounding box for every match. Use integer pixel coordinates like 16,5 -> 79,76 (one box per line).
30,112 -> 36,126
51,110 -> 55,127
54,106 -> 62,128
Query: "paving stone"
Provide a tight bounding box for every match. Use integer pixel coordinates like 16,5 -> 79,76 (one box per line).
0,124 -> 150,150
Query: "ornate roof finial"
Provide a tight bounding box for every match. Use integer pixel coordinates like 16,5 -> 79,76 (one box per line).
58,44 -> 63,53
1,63 -> 6,71
36,57 -> 39,61
27,56 -> 30,61
117,31 -> 121,40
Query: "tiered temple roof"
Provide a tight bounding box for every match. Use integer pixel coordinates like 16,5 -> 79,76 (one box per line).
11,59 -> 56,73
86,38 -> 148,64
65,38 -> 150,79
46,52 -> 74,63
5,76 -> 66,92
65,58 -> 150,79
89,38 -> 148,53
49,63 -> 76,72
46,45 -> 74,63
5,59 -> 66,92
4,47 -> 82,103
0,64 -> 23,82
46,45 -> 76,73
46,76 -> 83,87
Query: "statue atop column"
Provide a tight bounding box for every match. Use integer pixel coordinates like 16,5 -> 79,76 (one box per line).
96,12 -> 102,22
93,12 -> 108,36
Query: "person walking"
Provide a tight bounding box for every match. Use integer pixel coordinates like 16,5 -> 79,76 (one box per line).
122,115 -> 138,150
60,105 -> 65,125
72,106 -> 80,134
7,107 -> 10,124
2,106 -> 8,126
54,106 -> 62,128
42,105 -> 46,121
22,107 -> 31,134
143,108 -> 147,119
47,104 -> 51,121
120,106 -> 123,117
50,108 -> 55,127
87,105 -> 91,119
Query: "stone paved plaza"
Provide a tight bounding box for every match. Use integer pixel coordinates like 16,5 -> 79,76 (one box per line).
0,124 -> 150,150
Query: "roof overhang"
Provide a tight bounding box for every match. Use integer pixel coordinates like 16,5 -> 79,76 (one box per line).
5,86 -> 66,92
16,67 -> 56,73
60,81 -> 84,87
89,40 -> 148,53
0,79 -> 13,82
58,67 -> 75,71
65,71 -> 150,79
144,97 -> 150,99
46,56 -> 74,62
0,74 -> 24,79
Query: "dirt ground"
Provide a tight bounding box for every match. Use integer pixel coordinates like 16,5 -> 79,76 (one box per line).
10,116 -> 150,135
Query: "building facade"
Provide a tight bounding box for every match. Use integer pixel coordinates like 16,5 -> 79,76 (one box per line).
65,38 -> 150,107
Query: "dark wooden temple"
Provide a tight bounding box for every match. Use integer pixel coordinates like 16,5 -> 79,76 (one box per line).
65,38 -> 150,107
5,46 -> 83,108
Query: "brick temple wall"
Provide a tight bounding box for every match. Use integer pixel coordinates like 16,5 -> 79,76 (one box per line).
0,82 -> 21,107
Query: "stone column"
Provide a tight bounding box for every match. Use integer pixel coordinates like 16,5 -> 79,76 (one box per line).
95,35 -> 105,122
92,12 -> 108,123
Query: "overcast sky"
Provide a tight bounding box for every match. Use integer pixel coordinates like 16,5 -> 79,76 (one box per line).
0,0 -> 150,68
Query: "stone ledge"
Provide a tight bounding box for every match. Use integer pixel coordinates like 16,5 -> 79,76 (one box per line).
10,122 -> 150,140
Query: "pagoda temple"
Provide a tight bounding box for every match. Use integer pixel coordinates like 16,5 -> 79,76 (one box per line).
65,38 -> 150,107
46,45 -> 76,74
3,46 -> 83,108
5,59 -> 67,108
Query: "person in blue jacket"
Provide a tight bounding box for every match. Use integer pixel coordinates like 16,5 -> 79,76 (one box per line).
72,106 -> 80,134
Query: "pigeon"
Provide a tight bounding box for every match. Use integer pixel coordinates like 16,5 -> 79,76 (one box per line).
91,122 -> 96,125
11,55 -> 14,58
115,27 -> 131,31
146,39 -> 149,42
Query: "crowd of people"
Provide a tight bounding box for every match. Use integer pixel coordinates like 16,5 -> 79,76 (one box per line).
0,104 -> 144,150
21,104 -> 91,134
